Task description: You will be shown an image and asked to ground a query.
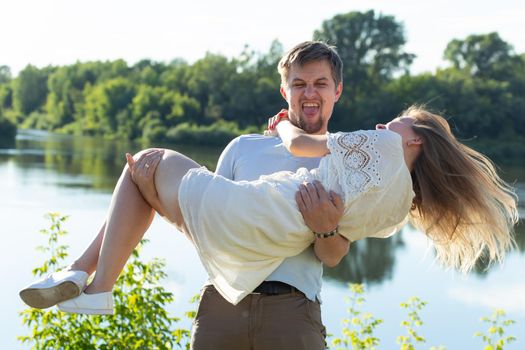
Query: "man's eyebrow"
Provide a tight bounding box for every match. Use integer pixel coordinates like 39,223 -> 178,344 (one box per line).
290,76 -> 330,83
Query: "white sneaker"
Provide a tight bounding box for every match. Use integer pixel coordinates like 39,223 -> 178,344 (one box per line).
58,291 -> 114,315
19,270 -> 89,309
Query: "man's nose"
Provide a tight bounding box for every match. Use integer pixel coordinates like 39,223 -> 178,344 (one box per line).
304,85 -> 317,98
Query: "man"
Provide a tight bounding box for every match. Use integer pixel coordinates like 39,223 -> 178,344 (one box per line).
191,41 -> 350,350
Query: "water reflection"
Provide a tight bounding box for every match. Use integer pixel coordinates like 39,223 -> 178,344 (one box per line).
326,220 -> 525,284
0,130 -> 222,191
324,234 -> 405,285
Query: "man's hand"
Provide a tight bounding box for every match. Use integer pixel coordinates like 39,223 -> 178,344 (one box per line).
295,181 -> 349,267
296,181 -> 344,233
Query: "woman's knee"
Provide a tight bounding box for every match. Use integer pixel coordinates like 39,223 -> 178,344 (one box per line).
132,148 -> 165,159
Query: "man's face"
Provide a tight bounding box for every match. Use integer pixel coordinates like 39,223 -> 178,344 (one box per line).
280,60 -> 342,135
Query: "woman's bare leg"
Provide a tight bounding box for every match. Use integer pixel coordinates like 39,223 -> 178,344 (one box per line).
83,149 -> 199,294
151,149 -> 200,229
68,223 -> 105,275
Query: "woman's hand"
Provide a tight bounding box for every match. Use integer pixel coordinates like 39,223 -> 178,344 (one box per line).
264,109 -> 289,136
126,149 -> 164,203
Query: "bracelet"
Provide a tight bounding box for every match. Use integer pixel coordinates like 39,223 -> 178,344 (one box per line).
313,226 -> 338,239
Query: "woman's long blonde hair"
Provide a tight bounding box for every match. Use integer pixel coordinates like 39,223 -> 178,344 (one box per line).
404,106 -> 518,272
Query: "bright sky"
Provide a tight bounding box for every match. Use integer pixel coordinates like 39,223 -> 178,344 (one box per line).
2,0 -> 524,76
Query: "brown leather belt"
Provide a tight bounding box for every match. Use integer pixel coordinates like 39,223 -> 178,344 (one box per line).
252,281 -> 302,295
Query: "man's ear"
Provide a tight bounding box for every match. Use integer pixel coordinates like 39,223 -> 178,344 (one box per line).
334,82 -> 343,102
280,85 -> 288,101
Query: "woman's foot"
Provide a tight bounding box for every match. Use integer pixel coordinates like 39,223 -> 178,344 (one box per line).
57,291 -> 114,315
19,270 -> 89,309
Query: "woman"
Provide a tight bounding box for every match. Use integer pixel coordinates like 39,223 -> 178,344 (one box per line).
19,106 -> 518,312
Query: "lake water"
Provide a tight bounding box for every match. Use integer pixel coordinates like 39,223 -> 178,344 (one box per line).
2,130 -> 524,349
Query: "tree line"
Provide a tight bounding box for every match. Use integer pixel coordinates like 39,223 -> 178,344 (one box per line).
1,10 -> 524,161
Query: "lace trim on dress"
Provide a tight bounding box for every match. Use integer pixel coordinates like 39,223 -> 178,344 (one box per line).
327,131 -> 381,197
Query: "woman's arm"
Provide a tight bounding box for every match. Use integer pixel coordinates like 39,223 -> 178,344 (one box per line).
275,120 -> 329,157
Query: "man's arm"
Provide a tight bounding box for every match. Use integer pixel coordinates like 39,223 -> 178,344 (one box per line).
296,181 -> 349,267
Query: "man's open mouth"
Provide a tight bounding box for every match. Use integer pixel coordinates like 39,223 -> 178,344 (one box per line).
302,102 -> 320,117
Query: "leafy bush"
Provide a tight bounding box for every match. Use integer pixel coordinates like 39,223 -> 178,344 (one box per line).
331,283 -> 383,350
19,213 -> 193,350
397,297 -> 429,350
331,284 -> 517,350
164,120 -> 260,147
475,309 -> 517,350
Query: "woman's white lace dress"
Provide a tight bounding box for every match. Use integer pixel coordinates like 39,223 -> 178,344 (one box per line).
178,129 -> 414,304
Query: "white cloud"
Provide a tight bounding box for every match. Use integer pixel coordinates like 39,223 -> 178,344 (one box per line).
448,283 -> 525,314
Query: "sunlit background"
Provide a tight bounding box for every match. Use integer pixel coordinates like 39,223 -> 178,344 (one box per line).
2,0 -> 524,75
2,0 -> 524,349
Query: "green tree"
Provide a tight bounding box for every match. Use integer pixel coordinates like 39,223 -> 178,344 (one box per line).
132,85 -> 201,141
83,77 -> 136,136
44,63 -> 101,130
314,10 -> 414,80
444,32 -> 522,81
186,53 -> 238,123
0,84 -> 13,109
313,10 -> 414,131
0,108 -> 16,147
159,59 -> 190,93
12,65 -> 51,115
0,65 -> 12,84
223,42 -> 284,127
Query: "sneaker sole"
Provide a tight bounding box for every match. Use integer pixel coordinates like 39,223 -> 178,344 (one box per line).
57,305 -> 114,315
19,281 -> 80,309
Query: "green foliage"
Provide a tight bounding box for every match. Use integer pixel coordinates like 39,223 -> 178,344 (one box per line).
0,65 -> 11,84
444,32 -> 522,80
0,109 -> 16,147
329,287 -> 518,349
474,309 -> 517,350
331,284 -> 383,350
397,297 -> 427,350
314,10 -> 414,80
162,120 -> 260,147
0,83 -> 13,109
83,77 -> 136,136
13,65 -> 51,115
18,213 -> 193,349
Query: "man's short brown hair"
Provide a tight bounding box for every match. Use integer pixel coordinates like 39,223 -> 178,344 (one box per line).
278,41 -> 343,86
